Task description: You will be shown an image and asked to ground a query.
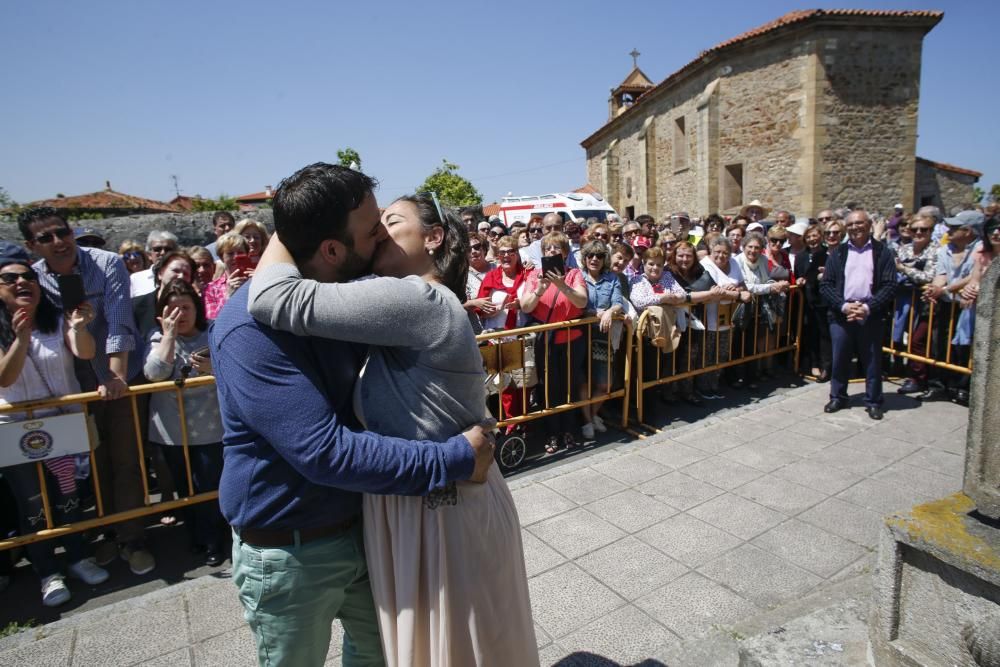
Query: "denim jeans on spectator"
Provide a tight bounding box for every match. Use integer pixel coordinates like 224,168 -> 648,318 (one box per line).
3,462 -> 87,578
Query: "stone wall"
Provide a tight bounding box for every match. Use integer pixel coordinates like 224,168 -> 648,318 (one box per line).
813,27 -> 923,213
915,161 -> 979,214
0,210 -> 273,252
584,20 -> 935,220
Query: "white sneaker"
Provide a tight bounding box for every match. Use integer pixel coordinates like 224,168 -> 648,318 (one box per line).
41,574 -> 71,607
581,423 -> 595,440
592,414 -> 607,433
69,558 -> 109,585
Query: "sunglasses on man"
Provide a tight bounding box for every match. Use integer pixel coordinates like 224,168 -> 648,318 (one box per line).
469,243 -> 486,252
31,228 -> 73,244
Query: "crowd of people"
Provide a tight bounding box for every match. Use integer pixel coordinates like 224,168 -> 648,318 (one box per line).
0,208 -> 268,606
462,200 -> 996,443
0,192 -> 994,620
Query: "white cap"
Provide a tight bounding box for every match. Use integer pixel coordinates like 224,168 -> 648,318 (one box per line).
894,203 -> 904,209
746,222 -> 765,233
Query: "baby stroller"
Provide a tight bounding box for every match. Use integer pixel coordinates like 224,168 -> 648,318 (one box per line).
480,334 -> 538,471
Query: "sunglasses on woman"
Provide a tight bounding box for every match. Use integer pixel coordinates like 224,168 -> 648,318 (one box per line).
528,227 -> 544,235
584,252 -> 604,260
593,233 -> 610,241
469,243 -> 486,251
31,228 -> 73,244
0,269 -> 39,285
824,231 -> 841,237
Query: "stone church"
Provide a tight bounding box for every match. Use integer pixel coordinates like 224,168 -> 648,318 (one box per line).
581,9 -> 981,220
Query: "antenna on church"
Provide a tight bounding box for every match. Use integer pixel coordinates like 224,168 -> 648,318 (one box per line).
630,48 -> 640,69
170,174 -> 181,197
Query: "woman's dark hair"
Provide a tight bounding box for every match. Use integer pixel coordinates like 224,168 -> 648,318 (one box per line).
0,262 -> 60,349
152,251 -> 196,288
394,194 -> 469,303
155,279 -> 208,333
580,239 -> 610,273
983,214 -> 1000,254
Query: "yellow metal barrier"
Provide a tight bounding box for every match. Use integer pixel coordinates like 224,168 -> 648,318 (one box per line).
475,314 -> 635,431
633,287 -> 805,425
0,376 -> 218,551
884,285 -> 974,376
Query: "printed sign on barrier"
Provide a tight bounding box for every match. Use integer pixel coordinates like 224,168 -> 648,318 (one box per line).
0,413 -> 91,467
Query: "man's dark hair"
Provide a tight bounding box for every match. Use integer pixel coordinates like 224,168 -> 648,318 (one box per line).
212,211 -> 235,226
17,207 -> 68,241
635,214 -> 655,226
271,163 -> 378,263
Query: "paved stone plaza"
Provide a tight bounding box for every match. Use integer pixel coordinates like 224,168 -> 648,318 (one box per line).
0,381 -> 969,666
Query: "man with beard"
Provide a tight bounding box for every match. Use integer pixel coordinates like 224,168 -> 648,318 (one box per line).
210,163 -> 495,666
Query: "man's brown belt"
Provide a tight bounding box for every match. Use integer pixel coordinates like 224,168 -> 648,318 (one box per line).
237,517 -> 357,548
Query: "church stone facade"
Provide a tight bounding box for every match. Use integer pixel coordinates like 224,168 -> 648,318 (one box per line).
582,9 -> 979,220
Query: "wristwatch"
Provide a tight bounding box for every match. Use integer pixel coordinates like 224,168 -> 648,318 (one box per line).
685,292 -> 692,304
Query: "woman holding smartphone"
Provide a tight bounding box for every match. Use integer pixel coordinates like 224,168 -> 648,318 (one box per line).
519,231 -> 589,453
203,232 -> 251,319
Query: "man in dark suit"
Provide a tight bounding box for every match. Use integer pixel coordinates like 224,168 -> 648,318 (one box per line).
819,209 -> 896,419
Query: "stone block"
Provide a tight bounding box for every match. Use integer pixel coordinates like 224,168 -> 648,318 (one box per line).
806,443 -> 896,477
637,513 -> 742,568
556,605 -> 679,664
870,493 -> 1000,667
680,455 -> 766,490
636,471 -> 724,511
965,260 -> 1000,519
542,468 -> 627,505
750,519 -> 867,578
521,529 -> 567,578
528,563 -> 626,639
635,572 -> 760,639
591,452 -> 671,486
73,596 -> 188,666
698,544 -> 823,608
637,440 -> 709,469
185,579 -> 246,642
688,493 -> 786,540
771,458 -> 862,495
719,441 -> 803,473
584,489 -> 678,533
527,507 -> 626,559
798,496 -> 884,548
734,474 -> 827,516
512,483 -> 578,526
576,536 -> 689,601
835,478 -> 933,515
0,630 -> 73,667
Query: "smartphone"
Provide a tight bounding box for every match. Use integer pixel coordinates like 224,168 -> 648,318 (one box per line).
56,274 -> 86,311
541,254 -> 565,276
232,254 -> 254,275
191,346 -> 211,358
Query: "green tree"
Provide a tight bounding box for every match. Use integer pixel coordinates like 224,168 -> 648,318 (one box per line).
416,160 -> 482,208
973,185 -> 985,204
337,147 -> 362,171
0,186 -> 14,209
990,183 -> 1000,203
190,194 -> 238,212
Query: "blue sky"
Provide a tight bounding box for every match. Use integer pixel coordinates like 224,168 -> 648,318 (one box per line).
2,1 -> 996,210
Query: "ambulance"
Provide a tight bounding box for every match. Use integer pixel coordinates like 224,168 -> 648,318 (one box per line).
498,192 -> 618,227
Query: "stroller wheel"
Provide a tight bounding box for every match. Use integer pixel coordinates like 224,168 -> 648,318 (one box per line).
496,434 -> 527,470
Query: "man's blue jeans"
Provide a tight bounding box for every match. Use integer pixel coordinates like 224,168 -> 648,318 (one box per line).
829,317 -> 884,407
232,523 -> 385,667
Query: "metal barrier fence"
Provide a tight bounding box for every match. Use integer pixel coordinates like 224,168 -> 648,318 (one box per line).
632,287 -> 804,425
0,376 -> 218,551
883,285 -> 975,376
0,285 -> 976,550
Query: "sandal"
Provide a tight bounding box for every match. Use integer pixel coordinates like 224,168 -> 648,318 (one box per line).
563,433 -> 579,449
544,436 -> 560,454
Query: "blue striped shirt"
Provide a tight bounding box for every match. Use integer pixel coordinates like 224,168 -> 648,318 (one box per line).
34,247 -> 142,385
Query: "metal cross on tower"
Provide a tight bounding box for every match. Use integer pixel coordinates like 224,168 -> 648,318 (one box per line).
629,48 -> 640,68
